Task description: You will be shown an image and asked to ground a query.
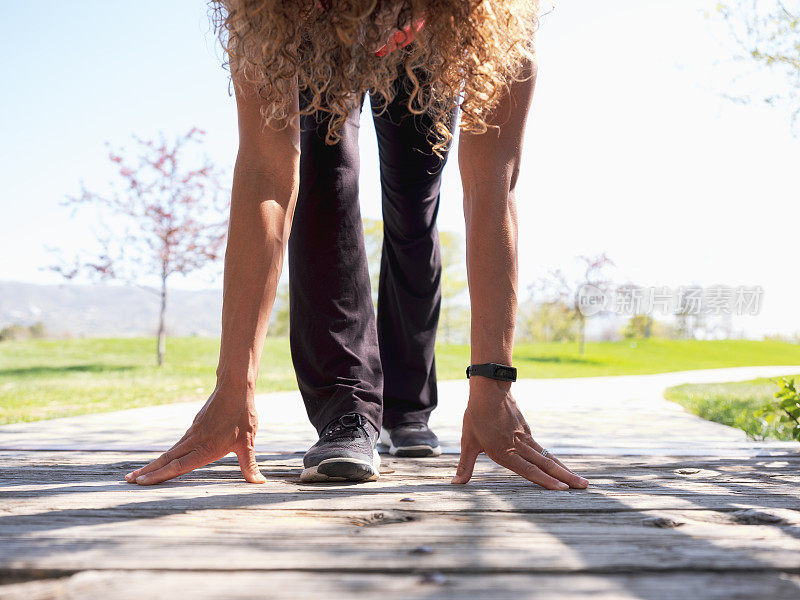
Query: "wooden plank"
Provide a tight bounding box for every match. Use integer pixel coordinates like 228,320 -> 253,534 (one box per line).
2,506 -> 798,535
2,458 -> 800,573
4,449 -> 800,469
2,513 -> 799,573
2,450 -> 800,597
3,477 -> 800,513
2,570 -> 800,600
3,453 -> 800,508
4,451 -> 799,487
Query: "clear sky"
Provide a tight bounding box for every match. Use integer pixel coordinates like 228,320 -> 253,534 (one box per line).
1,1 -> 798,337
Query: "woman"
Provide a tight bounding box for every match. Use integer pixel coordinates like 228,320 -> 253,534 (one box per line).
125,0 -> 588,490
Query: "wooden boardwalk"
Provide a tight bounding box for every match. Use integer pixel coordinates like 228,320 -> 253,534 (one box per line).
1,449 -> 799,599
2,369 -> 800,598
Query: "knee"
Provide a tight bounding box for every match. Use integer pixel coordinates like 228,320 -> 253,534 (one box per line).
382,194 -> 440,243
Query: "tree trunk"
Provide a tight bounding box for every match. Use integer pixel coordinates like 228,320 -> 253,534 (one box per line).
156,274 -> 167,367
578,315 -> 585,355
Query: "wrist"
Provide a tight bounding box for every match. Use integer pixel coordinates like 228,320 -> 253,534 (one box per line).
215,363 -> 258,395
469,375 -> 512,395
216,344 -> 259,393
470,349 -> 513,366
215,378 -> 256,394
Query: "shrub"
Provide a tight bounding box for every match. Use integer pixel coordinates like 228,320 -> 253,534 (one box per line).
756,377 -> 800,442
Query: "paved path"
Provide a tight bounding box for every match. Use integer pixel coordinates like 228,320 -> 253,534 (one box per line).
1,366 -> 798,456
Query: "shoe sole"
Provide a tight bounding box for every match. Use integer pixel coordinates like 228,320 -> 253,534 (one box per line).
390,444 -> 442,458
300,449 -> 381,483
380,427 -> 442,457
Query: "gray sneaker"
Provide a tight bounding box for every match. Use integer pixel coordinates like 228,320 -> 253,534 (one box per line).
380,423 -> 442,457
301,413 -> 381,482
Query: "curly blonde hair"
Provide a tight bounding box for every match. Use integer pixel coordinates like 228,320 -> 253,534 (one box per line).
210,0 -> 539,154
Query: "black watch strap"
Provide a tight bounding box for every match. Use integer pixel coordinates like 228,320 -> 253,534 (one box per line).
466,363 -> 517,382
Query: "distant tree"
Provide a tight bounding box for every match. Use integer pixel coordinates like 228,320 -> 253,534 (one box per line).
623,314 -> 654,340
49,128 -> 228,366
29,322 -> 47,339
517,299 -> 579,343
715,1 -> 800,132
0,322 -> 47,342
0,324 -> 28,342
438,230 -> 469,344
362,218 -> 469,343
531,253 -> 616,354
674,284 -> 705,340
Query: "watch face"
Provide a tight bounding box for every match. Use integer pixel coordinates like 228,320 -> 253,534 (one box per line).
493,366 -> 517,381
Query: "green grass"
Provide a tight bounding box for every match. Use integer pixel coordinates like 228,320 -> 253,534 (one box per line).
664,375 -> 800,441
3,337 -> 800,425
440,338 -> 800,378
0,337 -> 296,425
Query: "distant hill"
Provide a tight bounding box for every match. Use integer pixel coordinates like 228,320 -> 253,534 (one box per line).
0,281 -> 223,337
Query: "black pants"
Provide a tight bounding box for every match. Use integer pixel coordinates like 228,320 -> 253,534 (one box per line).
288,69 -> 457,434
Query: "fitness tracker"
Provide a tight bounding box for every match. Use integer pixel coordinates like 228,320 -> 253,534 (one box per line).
466,363 -> 517,382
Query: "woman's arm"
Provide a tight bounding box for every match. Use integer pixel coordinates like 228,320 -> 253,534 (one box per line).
216,78 -> 300,394
454,56 -> 588,490
125,76 -> 300,485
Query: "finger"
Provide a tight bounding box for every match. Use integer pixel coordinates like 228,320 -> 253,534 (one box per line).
452,442 -> 481,485
135,447 -> 211,485
525,438 -> 576,474
551,455 -> 576,474
517,444 -> 589,489
549,454 -> 585,481
236,446 -> 266,484
496,452 -> 570,490
125,453 -> 176,483
124,437 -> 194,482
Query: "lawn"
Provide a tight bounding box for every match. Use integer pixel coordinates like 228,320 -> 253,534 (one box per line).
3,337 -> 800,425
0,337 -> 296,425
664,375 -> 800,441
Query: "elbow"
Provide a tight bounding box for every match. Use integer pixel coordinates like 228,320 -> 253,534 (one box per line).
460,140 -> 522,210
233,153 -> 300,206
461,159 -> 519,221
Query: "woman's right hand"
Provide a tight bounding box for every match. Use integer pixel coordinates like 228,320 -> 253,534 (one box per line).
124,68 -> 301,488
124,385 -> 266,485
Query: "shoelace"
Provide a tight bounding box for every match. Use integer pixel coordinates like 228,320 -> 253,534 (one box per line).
322,413 -> 368,441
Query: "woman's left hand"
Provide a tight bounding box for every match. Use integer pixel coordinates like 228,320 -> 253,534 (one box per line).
452,378 -> 589,490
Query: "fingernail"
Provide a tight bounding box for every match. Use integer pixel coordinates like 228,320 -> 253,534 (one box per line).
135,475 -> 147,484
124,472 -> 134,481
558,483 -> 569,490
578,477 -> 589,486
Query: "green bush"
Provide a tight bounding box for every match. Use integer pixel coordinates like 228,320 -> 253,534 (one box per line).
756,377 -> 800,441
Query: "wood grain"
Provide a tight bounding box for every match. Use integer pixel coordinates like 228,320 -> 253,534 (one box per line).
2,450 -> 799,599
